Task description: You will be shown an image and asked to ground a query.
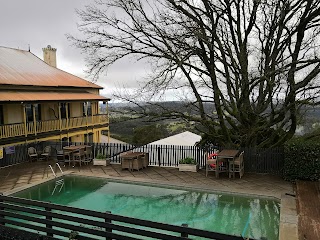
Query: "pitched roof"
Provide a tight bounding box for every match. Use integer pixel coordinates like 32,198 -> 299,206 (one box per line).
149,131 -> 201,146
0,46 -> 101,89
100,135 -> 127,144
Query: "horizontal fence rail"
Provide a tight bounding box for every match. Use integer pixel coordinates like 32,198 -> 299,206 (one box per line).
0,141 -> 284,174
0,195 -> 253,240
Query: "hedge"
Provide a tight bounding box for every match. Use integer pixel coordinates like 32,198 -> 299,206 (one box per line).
284,139 -> 320,181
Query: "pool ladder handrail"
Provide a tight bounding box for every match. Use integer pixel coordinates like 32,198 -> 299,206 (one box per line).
48,165 -> 56,178
56,163 -> 64,175
47,163 -> 64,178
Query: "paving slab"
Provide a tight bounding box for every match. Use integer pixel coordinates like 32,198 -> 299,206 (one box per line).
296,181 -> 320,240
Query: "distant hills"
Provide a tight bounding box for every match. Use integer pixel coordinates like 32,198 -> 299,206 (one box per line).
104,102 -> 320,119
101,102 -> 320,141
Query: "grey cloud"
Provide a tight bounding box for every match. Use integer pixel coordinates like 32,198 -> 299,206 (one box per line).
0,0 -> 149,96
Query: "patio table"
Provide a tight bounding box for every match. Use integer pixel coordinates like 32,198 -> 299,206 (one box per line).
63,145 -> 88,166
216,149 -> 239,178
63,145 -> 87,151
121,152 -> 145,171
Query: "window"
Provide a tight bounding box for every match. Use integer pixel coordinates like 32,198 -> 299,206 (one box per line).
60,103 -> 70,119
84,133 -> 93,143
83,102 -> 92,116
61,137 -> 72,146
25,104 -> 41,122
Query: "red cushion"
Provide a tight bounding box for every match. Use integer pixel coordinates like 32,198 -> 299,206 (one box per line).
208,153 -> 218,159
209,162 -> 223,168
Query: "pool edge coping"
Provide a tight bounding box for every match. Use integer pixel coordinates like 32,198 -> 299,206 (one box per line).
3,172 -> 298,240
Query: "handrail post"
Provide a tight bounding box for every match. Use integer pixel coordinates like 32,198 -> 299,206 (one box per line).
0,193 -> 4,226
45,205 -> 53,237
181,223 -> 188,238
105,211 -> 112,240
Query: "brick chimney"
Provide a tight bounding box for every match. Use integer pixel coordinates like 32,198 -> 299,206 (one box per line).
42,45 -> 57,67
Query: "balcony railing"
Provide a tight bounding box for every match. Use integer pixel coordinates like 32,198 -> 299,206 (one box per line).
0,114 -> 109,139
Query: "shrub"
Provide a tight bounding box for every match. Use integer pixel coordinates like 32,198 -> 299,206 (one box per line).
179,157 -> 196,165
95,153 -> 106,159
284,138 -> 320,181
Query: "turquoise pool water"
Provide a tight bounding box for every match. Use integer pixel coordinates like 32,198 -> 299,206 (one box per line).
13,175 -> 280,239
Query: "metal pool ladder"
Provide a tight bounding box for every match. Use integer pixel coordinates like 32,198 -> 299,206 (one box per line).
48,163 -> 64,178
48,163 -> 65,195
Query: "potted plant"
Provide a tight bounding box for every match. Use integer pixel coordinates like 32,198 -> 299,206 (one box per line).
93,152 -> 110,166
178,157 -> 199,172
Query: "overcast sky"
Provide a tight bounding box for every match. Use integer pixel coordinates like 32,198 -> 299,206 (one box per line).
0,0 -> 147,99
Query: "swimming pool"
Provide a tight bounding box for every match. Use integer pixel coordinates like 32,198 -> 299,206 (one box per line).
13,175 -> 280,240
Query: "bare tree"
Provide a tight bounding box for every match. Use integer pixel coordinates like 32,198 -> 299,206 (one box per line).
69,0 -> 320,147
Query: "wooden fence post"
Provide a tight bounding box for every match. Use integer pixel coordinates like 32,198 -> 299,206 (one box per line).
105,211 -> 112,240
181,223 -> 188,238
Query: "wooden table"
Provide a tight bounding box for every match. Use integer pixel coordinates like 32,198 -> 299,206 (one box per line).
63,145 -> 87,151
63,145 -> 88,166
121,152 -> 145,171
216,149 -> 239,178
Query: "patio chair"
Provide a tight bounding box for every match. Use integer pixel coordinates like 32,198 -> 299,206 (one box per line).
72,148 -> 85,167
56,150 -> 65,163
229,151 -> 244,178
27,147 -> 38,162
132,155 -> 143,171
40,146 -> 51,161
121,158 -> 130,170
63,148 -> 73,166
205,150 -> 228,177
120,152 -> 133,170
142,153 -> 149,168
84,145 -> 93,164
206,150 -> 218,177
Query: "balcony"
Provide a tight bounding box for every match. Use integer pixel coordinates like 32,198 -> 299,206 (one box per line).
0,114 -> 109,139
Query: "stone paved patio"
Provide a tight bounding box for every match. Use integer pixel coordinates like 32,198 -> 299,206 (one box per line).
0,160 -> 298,239
296,181 -> 320,240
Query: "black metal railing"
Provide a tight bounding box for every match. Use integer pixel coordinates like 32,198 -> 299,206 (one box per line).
0,141 -> 284,175
0,195 -> 252,240
92,143 -> 284,174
